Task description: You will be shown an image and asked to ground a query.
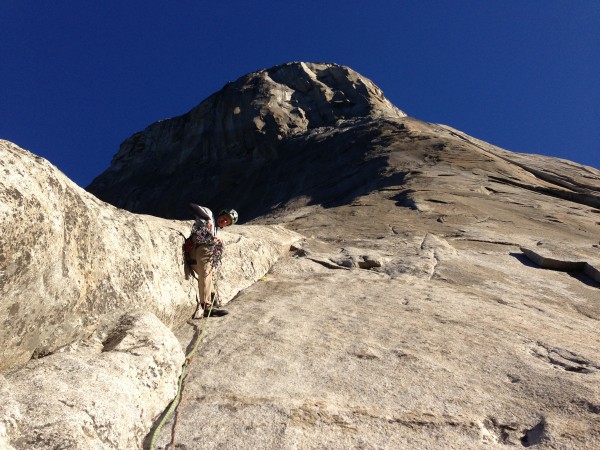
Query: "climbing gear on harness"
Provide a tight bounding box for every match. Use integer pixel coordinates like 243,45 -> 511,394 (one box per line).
184,223 -> 223,271
210,238 -> 224,269
183,237 -> 195,253
184,239 -> 224,272
190,219 -> 216,245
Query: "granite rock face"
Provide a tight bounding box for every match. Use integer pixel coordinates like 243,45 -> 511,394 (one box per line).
0,139 -> 300,448
87,63 -> 599,229
0,140 -> 299,373
3,62 -> 600,449
87,62 -> 407,219
84,63 -> 599,449
153,145 -> 600,449
1,311 -> 183,450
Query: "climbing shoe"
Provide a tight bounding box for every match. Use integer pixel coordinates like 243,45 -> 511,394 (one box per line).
204,308 -> 229,318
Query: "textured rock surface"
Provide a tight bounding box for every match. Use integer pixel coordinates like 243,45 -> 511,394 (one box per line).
152,183 -> 600,449
103,64 -> 600,449
0,140 -> 300,373
520,241 -> 600,282
2,311 -> 183,450
1,140 -> 300,448
3,62 -> 600,449
87,62 -> 407,219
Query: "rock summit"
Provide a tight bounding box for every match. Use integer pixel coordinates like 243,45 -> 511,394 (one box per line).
2,62 -> 600,449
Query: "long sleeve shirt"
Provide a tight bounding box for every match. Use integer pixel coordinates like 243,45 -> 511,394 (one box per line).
189,203 -> 217,237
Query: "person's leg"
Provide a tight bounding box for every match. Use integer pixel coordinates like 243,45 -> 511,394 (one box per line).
191,245 -> 227,317
191,245 -> 213,309
203,253 -> 214,310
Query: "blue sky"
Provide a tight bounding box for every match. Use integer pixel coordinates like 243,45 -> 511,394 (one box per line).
1,1 -> 598,187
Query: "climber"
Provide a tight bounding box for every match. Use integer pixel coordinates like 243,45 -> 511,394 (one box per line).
186,203 -> 238,318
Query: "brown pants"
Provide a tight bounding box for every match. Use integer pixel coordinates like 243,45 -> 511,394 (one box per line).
190,244 -> 214,309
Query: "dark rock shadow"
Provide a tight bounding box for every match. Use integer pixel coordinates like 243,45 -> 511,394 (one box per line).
510,252 -> 539,269
511,252 -> 599,288
392,189 -> 418,209
198,120 -> 409,221
568,272 -> 600,288
520,420 -> 546,447
87,119 -> 410,222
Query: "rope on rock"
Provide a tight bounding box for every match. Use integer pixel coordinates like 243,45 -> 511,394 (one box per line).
149,275 -> 220,450
170,275 -> 221,449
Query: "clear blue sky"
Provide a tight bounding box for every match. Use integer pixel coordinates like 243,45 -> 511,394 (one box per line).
1,1 -> 598,187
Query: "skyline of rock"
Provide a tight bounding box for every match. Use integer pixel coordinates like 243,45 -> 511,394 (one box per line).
87,62 -> 599,221
2,62 -> 599,448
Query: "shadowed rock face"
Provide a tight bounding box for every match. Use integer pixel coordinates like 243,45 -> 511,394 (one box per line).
86,62 -> 406,219
87,62 -> 599,225
3,62 -> 600,448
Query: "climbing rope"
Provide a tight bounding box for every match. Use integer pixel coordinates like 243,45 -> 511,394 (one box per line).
149,298 -> 215,450
170,275 -> 222,448
149,254 -> 221,449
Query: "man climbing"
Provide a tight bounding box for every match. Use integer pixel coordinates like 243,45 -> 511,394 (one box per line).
187,203 -> 238,318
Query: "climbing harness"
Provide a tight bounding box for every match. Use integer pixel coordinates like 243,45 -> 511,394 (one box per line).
183,221 -> 225,272
190,219 -> 216,245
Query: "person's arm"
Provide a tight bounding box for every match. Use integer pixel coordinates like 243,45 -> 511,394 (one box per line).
189,203 -> 212,221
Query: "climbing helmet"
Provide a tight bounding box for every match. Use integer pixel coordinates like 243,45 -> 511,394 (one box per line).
220,208 -> 238,225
